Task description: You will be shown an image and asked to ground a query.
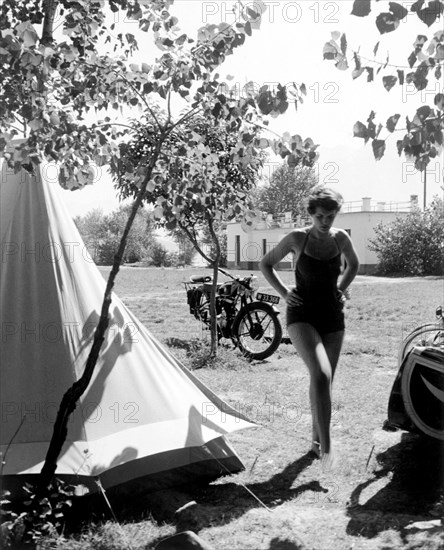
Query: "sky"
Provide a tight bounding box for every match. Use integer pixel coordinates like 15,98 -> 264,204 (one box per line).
61,0 -> 444,217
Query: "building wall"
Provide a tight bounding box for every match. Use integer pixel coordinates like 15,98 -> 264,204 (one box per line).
334,211 -> 407,272
227,210 -> 409,274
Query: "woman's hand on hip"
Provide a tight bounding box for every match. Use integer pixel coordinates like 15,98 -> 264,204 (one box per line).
285,287 -> 303,307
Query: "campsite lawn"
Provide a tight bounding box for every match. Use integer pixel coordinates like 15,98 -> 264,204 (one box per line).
45,267 -> 444,550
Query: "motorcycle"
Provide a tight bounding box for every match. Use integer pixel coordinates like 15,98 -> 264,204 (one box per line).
184,268 -> 283,360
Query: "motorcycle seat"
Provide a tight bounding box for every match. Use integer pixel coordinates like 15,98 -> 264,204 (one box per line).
189,275 -> 213,284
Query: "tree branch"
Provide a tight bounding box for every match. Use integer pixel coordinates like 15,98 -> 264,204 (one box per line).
38,132 -> 167,494
41,0 -> 59,46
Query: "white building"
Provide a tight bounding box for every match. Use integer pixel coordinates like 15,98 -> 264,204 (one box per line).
227,196 -> 418,274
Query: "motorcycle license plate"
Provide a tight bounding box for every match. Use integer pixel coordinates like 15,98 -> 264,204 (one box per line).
256,292 -> 280,305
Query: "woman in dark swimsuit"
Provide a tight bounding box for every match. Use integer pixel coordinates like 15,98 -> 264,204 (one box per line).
260,186 -> 359,471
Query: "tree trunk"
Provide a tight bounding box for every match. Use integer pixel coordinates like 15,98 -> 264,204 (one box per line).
208,217 -> 221,358
38,152 -> 161,494
176,219 -> 221,357
209,256 -> 220,357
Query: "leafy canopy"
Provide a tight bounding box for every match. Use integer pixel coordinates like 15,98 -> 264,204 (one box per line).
0,0 -> 318,190
324,0 -> 444,171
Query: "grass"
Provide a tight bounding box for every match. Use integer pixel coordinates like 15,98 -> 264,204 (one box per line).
40,267 -> 444,550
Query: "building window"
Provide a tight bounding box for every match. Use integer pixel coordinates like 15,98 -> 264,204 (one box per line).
235,235 -> 240,265
262,238 -> 267,256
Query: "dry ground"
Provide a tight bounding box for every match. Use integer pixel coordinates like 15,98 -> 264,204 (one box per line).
41,267 -> 444,550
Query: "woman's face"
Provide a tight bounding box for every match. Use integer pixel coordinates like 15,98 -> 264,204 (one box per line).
311,206 -> 338,234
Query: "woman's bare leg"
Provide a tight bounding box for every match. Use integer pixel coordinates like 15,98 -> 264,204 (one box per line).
322,330 -> 345,380
287,323 -> 335,463
309,331 -> 344,455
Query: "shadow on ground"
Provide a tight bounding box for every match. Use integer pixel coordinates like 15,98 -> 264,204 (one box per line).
143,451 -> 318,549
346,432 -> 444,540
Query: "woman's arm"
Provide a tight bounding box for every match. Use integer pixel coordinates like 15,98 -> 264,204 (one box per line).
337,230 -> 360,295
259,232 -> 298,301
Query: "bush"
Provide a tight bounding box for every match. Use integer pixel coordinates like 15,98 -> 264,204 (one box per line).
75,205 -> 156,265
150,242 -> 171,267
369,197 -> 444,276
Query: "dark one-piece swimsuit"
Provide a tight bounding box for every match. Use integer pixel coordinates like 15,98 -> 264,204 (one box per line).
287,229 -> 345,335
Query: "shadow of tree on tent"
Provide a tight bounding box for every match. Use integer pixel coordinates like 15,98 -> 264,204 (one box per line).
346,432 -> 444,539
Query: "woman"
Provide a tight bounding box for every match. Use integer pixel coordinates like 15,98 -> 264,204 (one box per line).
260,186 -> 359,471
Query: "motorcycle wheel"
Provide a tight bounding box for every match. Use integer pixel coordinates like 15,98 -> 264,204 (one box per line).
232,302 -> 282,360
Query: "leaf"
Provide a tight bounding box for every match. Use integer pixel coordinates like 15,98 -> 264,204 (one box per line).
353,121 -> 369,141
386,113 -> 401,132
323,40 -> 339,60
351,0 -> 371,17
15,22 -> 39,47
382,75 -> 397,91
397,69 -> 404,85
212,102 -> 222,118
436,44 -> 444,60
336,55 -> 349,70
373,41 -> 380,56
415,154 -> 429,171
20,104 -> 33,119
389,2 -> 409,20
414,35 -> 428,52
372,139 -> 386,160
416,105 -> 432,121
408,51 -> 417,68
416,1 -> 444,26
434,93 -> 444,110
352,67 -> 365,79
340,33 -> 347,55
366,67 -> 374,82
49,112 -> 60,125
376,12 -> 400,34
257,138 -> 270,148
411,0 -> 425,13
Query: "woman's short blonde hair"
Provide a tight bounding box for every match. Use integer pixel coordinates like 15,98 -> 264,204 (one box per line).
306,185 -> 344,214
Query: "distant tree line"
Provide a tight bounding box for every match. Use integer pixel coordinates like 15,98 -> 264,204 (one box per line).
74,204 -> 196,267
75,172 -> 442,277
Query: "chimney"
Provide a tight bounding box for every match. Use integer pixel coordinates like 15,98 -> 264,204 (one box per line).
361,197 -> 371,211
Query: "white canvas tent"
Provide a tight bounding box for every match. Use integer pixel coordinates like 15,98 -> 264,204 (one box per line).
0,159 -> 253,495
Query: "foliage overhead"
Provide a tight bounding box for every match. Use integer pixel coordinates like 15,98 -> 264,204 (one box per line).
324,0 -> 444,171
1,0 -> 318,190
110,114 -> 266,250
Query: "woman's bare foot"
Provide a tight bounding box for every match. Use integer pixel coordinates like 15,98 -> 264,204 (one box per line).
311,440 -> 321,458
321,443 -> 338,472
